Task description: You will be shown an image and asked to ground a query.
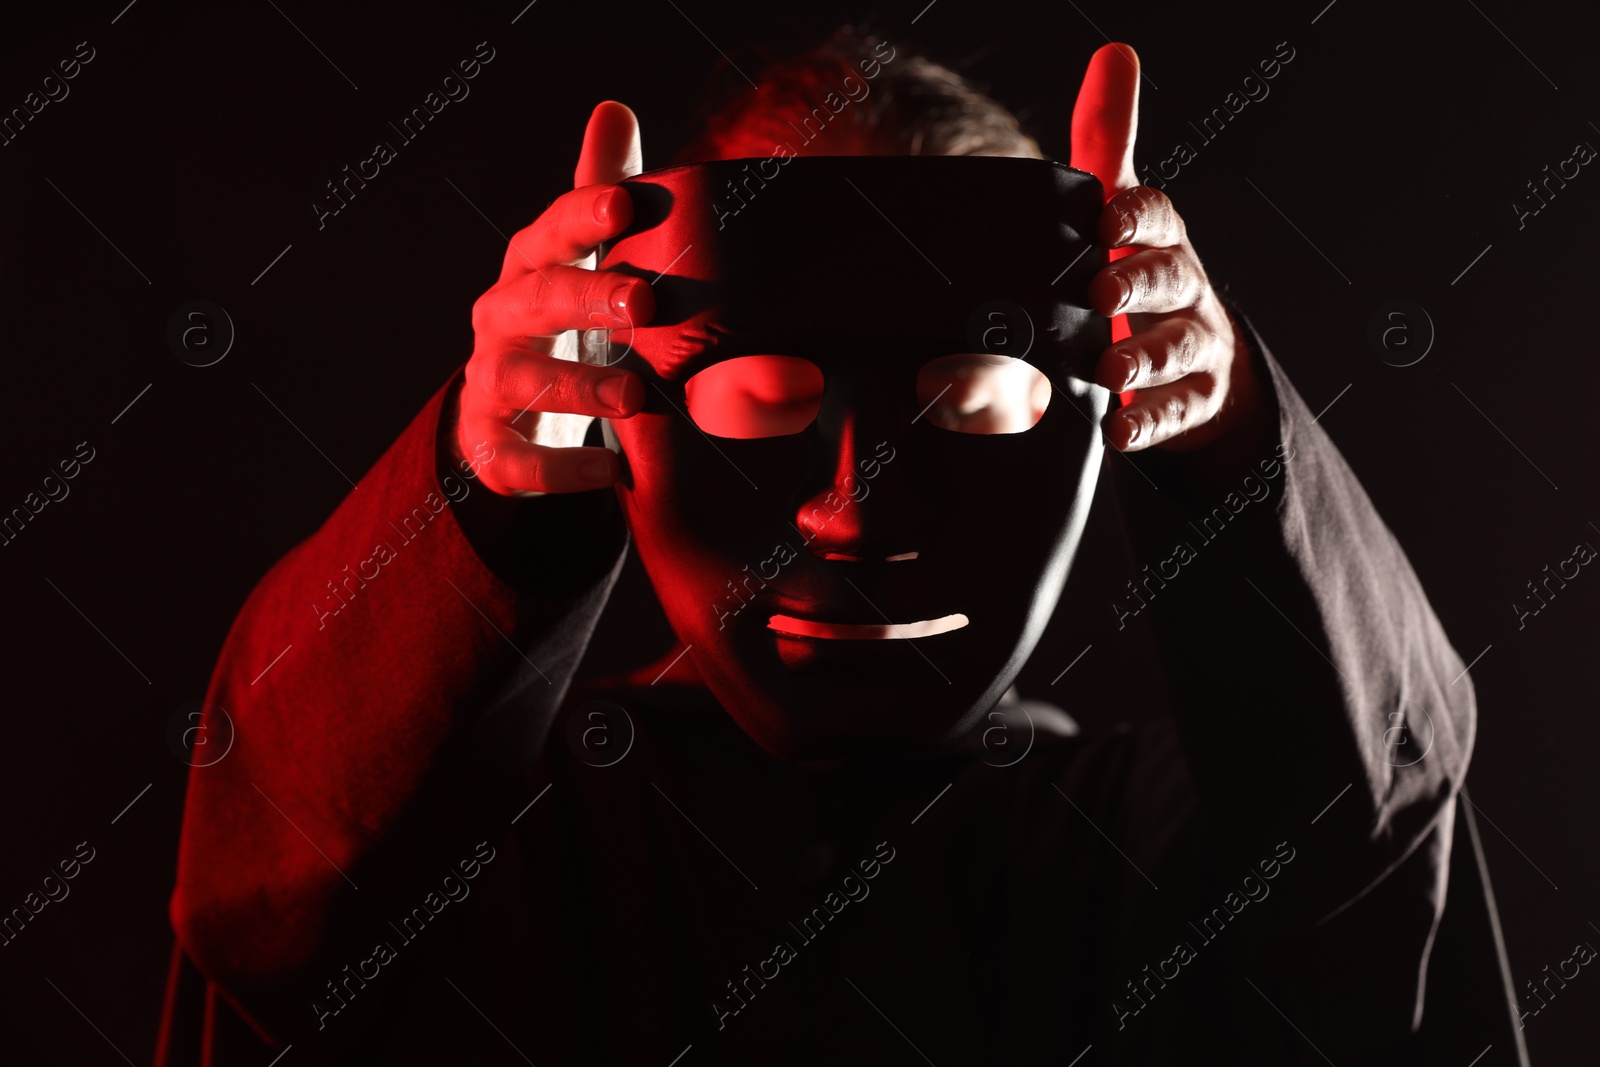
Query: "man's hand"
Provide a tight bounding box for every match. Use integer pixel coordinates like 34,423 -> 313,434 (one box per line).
1069,44 -> 1265,455
454,100 -> 655,496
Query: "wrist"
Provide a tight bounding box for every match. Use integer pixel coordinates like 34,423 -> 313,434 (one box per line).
437,372 -> 520,550
1153,298 -> 1280,496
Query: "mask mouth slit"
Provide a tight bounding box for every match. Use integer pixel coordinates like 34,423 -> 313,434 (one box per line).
766,613 -> 969,640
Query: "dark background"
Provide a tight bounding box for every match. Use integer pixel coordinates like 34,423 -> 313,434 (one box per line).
0,0 -> 1593,1062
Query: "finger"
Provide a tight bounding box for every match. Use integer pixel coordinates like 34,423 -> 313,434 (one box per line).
1089,247 -> 1206,317
1100,186 -> 1186,250
1102,374 -> 1220,451
466,347 -> 645,419
501,184 -> 637,278
1094,312 -> 1209,393
574,101 -> 644,189
472,425 -> 622,495
1070,43 -> 1142,369
1070,43 -> 1141,201
475,264 -> 655,340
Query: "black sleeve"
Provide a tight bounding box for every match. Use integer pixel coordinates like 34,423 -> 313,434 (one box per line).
167,365 -> 629,1047
1108,300 -> 1477,1060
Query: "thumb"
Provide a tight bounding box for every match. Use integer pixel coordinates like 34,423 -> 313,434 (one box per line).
574,101 -> 644,188
1069,43 -> 1140,202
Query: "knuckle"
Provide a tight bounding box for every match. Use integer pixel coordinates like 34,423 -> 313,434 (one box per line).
470,289 -> 497,336
523,271 -> 554,316
511,452 -> 544,492
1174,322 -> 1204,376
1161,392 -> 1189,428
1120,187 -> 1174,245
479,351 -> 521,401
1133,251 -> 1179,301
1143,188 -> 1183,242
1159,247 -> 1186,282
505,229 -> 534,267
546,366 -> 585,411
462,355 -> 488,399
1133,186 -> 1161,220
1128,258 -> 1158,299
531,193 -> 566,233
537,196 -> 572,245
1148,189 -> 1177,230
525,272 -> 573,333
578,270 -> 613,313
1153,250 -> 1192,304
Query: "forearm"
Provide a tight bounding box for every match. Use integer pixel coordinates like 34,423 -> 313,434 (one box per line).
1111,301 -> 1475,923
169,365 -> 627,1034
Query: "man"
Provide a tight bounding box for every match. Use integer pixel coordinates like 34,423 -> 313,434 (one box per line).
159,31 -> 1475,1065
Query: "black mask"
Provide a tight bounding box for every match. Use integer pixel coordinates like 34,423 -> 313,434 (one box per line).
598,156 -> 1109,760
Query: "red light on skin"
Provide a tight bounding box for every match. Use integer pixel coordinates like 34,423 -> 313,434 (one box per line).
684,354 -> 825,439
684,353 -> 1053,441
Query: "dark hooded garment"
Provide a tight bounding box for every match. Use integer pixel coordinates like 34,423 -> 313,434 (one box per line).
158,313 -> 1507,1066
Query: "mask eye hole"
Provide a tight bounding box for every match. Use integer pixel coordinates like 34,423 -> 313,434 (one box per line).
684,355 -> 825,439
915,354 -> 1052,434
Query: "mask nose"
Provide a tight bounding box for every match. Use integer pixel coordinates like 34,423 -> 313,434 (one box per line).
792,381 -> 918,561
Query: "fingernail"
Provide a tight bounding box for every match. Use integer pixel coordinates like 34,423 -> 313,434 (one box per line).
593,187 -> 621,225
579,455 -> 613,485
1114,208 -> 1137,246
1120,352 -> 1140,389
1109,271 -> 1132,313
1122,413 -> 1142,447
609,282 -> 635,319
596,373 -> 631,412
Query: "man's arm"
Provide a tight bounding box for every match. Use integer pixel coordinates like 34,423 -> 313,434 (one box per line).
1122,303 -> 1474,892
167,101 -> 654,1046
169,368 -> 627,1041
1112,304 -> 1475,1056
1066,43 -> 1471,958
